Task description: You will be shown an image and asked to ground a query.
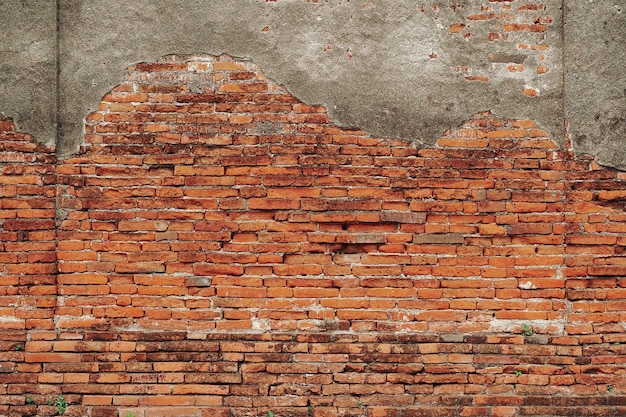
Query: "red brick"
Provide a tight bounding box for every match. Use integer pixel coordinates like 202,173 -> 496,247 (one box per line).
3,56 -> 626,417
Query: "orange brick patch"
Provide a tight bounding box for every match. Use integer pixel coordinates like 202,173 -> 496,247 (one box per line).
1,55 -> 626,417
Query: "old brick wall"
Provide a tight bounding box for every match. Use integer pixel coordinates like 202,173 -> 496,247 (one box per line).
0,55 -> 625,417
0,116 -> 57,415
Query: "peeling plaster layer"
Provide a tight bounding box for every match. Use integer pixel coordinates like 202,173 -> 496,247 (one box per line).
58,0 -> 564,156
564,0 -> 626,170
0,1 -> 57,143
0,1 -> 624,169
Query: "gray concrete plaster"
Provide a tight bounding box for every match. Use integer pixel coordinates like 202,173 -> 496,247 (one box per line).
0,0 -> 57,143
564,0 -> 626,170
0,1 -> 624,170
57,0 -> 564,157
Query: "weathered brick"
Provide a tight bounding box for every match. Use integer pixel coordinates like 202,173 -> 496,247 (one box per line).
1,52 -> 624,417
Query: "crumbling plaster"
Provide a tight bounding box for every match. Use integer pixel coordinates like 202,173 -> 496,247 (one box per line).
0,0 -> 624,169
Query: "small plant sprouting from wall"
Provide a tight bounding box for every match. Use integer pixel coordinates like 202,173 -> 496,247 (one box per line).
521,323 -> 533,336
48,395 -> 68,415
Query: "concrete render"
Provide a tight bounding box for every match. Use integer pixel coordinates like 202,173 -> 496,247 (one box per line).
0,0 -> 624,169
0,0 -> 57,143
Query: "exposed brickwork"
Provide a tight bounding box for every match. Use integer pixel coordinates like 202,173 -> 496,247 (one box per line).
1,56 -> 625,416
0,116 -> 57,417
447,1 -> 555,96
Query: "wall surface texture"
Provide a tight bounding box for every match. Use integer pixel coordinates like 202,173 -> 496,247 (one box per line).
0,1 -> 625,417
1,53 -> 625,417
1,0 -> 625,168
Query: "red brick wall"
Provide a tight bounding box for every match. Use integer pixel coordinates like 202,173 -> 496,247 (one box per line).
1,55 -> 625,417
0,116 -> 57,416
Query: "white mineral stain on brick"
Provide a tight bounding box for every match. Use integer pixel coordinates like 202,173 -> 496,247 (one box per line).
251,317 -> 270,331
187,332 -> 209,340
489,319 -> 565,334
518,281 -> 537,289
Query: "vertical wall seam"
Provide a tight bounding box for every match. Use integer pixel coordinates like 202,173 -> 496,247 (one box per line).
561,0 -> 567,141
55,0 -> 61,147
561,0 -> 567,338
54,0 -> 61,327
560,3 -> 570,339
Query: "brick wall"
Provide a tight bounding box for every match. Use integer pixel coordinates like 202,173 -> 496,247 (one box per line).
0,116 -> 57,416
1,55 -> 625,417
448,0 -> 554,98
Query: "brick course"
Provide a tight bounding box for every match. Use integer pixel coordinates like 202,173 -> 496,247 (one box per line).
1,55 -> 625,416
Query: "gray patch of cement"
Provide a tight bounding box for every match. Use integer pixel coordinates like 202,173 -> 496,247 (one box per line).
0,1 -> 57,143
57,0 -> 564,157
564,0 -> 626,170
1,1 -> 624,170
